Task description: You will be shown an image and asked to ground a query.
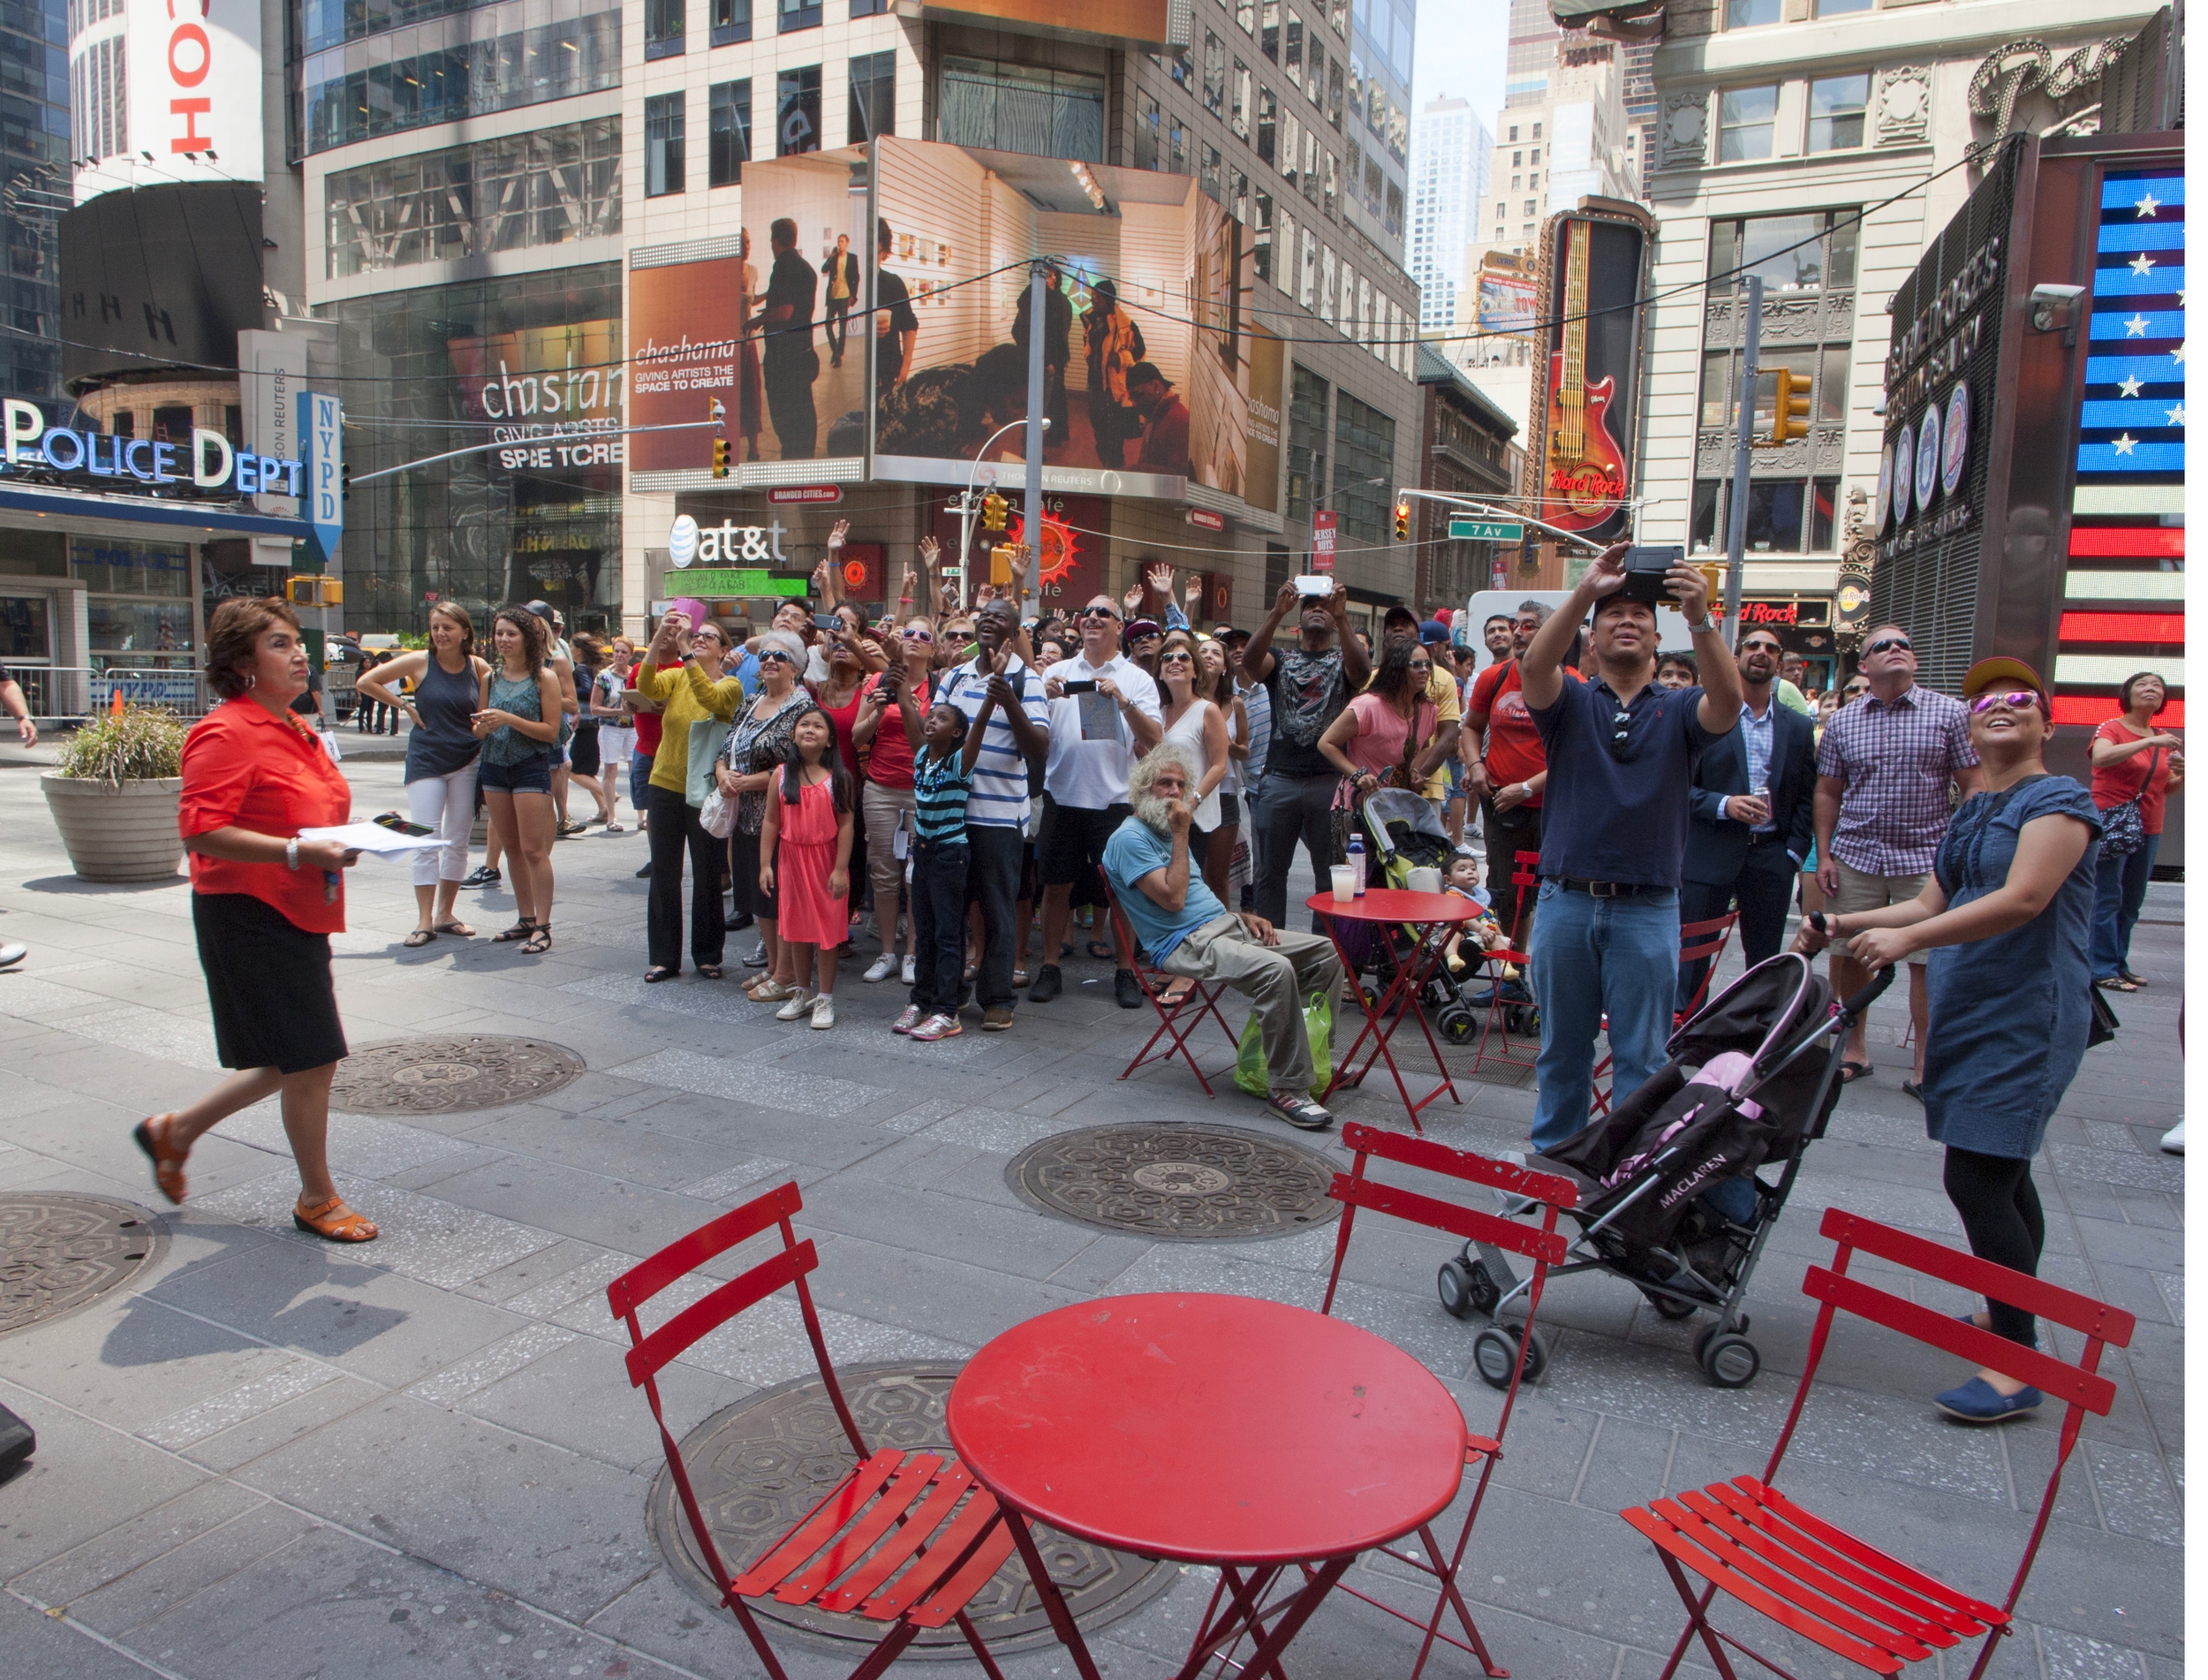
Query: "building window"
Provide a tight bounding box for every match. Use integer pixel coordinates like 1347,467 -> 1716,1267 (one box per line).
1298,224 -> 1317,308
1233,169 -> 1251,225
1698,344 -> 1850,430
1282,108 -> 1301,185
1204,30 -> 1226,114
1237,0 -> 1253,34
1323,148 -> 1338,217
1692,478 -> 1840,552
851,0 -> 887,13
1232,59 -> 1251,136
1510,174 -> 1520,191
1507,125 -> 1517,141
1253,188 -> 1274,281
1708,208 -> 1859,292
1718,87 -> 1777,162
849,49 -> 895,143
939,57 -> 1106,160
710,79 -> 752,185
1306,40 -> 1325,108
1286,364 -> 1328,520
711,0 -> 751,44
1319,245 -> 1335,322
1332,390 -> 1394,541
1807,73 -> 1869,152
1171,117 -> 1189,172
1725,0 -> 1781,20
1285,5 -> 1303,83
646,92 -> 685,194
1202,143 -> 1222,200
1261,0 -> 1279,60
646,0 -> 683,58
1815,0 -> 1873,11
778,0 -> 820,33
1327,57 -> 1343,127
1138,92 -> 1161,169
1257,84 -> 1276,163
777,64 -> 820,155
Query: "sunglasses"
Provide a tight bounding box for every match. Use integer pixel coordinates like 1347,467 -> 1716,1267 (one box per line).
1970,690 -> 2044,714
901,627 -> 934,643
1160,649 -> 1194,663
1864,636 -> 1913,655
1607,704 -> 1635,761
756,649 -> 795,666
1742,640 -> 1783,655
1081,607 -> 1122,621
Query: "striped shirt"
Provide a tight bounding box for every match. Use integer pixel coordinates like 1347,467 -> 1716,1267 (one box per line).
1238,677 -> 1272,783
911,746 -> 973,844
1814,685 -> 1979,874
940,655 -> 1048,829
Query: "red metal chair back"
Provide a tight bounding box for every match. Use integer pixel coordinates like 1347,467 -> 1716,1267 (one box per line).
1507,847 -> 1540,941
1589,910 -> 1739,1116
1095,872 -> 1238,1094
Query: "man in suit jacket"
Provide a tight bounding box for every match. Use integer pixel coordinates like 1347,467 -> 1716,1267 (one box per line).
1677,625 -> 1817,1012
820,234 -> 860,368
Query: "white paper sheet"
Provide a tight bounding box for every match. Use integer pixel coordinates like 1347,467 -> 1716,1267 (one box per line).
297,822 -> 446,856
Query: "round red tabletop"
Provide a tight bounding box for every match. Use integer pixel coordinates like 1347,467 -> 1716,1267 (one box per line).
1306,889 -> 1489,925
947,1293 -> 1465,1566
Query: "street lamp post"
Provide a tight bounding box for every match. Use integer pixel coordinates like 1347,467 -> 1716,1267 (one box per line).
955,418 -> 1049,610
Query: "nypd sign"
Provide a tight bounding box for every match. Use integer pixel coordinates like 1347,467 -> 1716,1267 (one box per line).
3,398 -> 301,496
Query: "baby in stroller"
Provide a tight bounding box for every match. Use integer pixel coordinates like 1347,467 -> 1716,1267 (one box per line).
1438,848 -> 1513,980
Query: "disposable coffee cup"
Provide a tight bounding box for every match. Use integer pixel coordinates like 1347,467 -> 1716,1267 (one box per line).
1330,865 -> 1357,903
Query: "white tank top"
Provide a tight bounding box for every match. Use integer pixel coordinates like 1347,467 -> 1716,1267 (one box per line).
1162,700 -> 1221,832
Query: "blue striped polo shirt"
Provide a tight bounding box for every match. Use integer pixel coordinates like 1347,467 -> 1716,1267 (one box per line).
939,655 -> 1048,829
911,747 -> 973,844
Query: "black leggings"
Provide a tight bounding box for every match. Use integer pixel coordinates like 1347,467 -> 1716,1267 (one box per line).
1941,1146 -> 2045,1349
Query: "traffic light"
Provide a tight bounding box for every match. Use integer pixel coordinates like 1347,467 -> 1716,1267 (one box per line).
981,490 -> 1009,533
285,576 -> 343,606
1762,368 -> 1812,447
1394,499 -> 1410,541
712,436 -> 730,478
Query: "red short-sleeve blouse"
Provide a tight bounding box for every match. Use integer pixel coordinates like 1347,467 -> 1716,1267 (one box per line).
178,697 -> 354,933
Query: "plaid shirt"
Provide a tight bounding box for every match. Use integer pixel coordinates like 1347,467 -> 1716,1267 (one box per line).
1814,685 -> 1980,874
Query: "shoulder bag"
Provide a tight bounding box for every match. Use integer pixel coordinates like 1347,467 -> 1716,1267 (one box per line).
2098,747 -> 2159,859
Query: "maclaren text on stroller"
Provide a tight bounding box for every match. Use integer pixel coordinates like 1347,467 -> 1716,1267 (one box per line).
1438,953 -> 1900,1389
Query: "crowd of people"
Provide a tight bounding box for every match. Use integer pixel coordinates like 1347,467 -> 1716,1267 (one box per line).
126,542 -> 2178,1408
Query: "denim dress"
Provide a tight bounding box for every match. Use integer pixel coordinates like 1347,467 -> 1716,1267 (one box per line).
1922,776 -> 2103,1159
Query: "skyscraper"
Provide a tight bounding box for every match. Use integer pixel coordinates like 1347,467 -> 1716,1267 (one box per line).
1409,96 -> 1492,331
1,0 -> 68,403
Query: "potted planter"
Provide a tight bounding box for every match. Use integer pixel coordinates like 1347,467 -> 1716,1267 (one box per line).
42,706 -> 191,882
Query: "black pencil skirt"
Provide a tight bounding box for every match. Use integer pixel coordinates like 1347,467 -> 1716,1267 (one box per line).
193,892 -> 350,1074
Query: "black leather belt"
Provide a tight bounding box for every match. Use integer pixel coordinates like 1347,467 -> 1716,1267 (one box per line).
1744,831 -> 1789,847
1554,877 -> 1660,898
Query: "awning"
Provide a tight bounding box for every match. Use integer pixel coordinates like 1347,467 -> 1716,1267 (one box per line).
0,481 -> 314,544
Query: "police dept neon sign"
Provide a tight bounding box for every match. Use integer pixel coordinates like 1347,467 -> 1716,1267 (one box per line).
3,398 -> 299,496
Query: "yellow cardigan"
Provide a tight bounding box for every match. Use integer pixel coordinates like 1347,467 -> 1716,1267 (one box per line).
637,660 -> 746,794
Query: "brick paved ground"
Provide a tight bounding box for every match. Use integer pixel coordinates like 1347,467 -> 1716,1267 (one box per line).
0,744 -> 2183,1679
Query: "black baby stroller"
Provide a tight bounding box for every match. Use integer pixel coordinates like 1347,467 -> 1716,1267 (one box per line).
1351,789 -> 1510,1047
1437,954 -> 1897,1389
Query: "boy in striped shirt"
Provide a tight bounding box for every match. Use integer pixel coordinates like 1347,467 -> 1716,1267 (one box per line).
888,664 -> 995,1041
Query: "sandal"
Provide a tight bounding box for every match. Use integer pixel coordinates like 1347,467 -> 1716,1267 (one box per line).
433,921 -> 475,938
1012,967 -> 1031,988
2095,975 -> 2140,993
521,923 -> 553,954
132,1113 -> 189,1205
696,964 -> 722,980
1085,939 -> 1115,961
491,919 -> 538,943
292,1195 -> 378,1243
645,965 -> 678,984
602,822 -> 625,834
1837,1059 -> 1872,1084
402,928 -> 436,948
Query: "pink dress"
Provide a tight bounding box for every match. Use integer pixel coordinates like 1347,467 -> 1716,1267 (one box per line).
775,774 -> 847,946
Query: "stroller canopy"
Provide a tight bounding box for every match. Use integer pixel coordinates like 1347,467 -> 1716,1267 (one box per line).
1363,789 -> 1456,868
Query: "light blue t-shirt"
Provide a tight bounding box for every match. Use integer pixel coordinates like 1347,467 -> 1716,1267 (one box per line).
1102,815 -> 1229,962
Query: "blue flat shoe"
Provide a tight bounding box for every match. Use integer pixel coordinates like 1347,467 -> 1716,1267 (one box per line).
1935,1376 -> 2042,1424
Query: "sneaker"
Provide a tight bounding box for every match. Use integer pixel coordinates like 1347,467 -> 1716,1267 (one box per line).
911,1012 -> 963,1041
775,989 -> 819,1021
461,865 -> 501,888
1267,1089 -> 1335,1131
2161,1118 -> 2185,1154
892,1004 -> 924,1034
810,995 -> 836,1030
901,955 -> 916,985
863,952 -> 899,983
981,1005 -> 1014,1032
1934,1376 -> 2043,1424
634,863 -> 652,880
742,942 -> 768,969
0,942 -> 24,970
1027,964 -> 1062,1002
1114,967 -> 1144,1010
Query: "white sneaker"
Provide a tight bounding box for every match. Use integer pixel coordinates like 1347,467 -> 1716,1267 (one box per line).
901,954 -> 916,986
810,995 -> 836,1029
892,1004 -> 923,1034
775,989 -> 818,1021
863,952 -> 898,983
2160,1118 -> 2185,1155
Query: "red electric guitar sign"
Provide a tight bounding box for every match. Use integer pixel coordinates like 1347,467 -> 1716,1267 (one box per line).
1539,217 -> 1632,534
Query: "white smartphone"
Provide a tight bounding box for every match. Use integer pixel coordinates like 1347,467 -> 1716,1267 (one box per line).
1294,575 -> 1333,596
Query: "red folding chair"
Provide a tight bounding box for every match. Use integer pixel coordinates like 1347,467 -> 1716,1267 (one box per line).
608,1184 -> 1016,1680
1096,874 -> 1239,1095
1589,911 -> 1738,1117
1623,1207 -> 2137,1679
1312,1121 -> 1580,1680
1469,849 -> 1542,1076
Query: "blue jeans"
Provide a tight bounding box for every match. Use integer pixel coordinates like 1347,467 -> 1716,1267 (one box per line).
2091,832 -> 2159,980
908,839 -> 970,1015
630,749 -> 654,815
1529,881 -> 1681,1154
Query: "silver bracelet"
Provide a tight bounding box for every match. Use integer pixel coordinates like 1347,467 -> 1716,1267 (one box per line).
285,837 -> 301,872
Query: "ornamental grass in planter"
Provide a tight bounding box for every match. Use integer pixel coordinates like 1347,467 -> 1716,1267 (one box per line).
42,705 -> 192,882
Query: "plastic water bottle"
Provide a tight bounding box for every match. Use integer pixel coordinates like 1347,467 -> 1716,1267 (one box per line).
1346,834 -> 1367,895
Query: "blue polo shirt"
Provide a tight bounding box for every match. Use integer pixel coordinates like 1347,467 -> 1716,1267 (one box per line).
1528,676 -> 1719,889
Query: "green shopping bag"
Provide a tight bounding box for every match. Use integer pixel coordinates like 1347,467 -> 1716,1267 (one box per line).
1233,991 -> 1334,1100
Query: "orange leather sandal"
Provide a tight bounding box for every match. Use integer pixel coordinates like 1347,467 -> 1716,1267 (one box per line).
132,1113 -> 189,1204
292,1196 -> 379,1243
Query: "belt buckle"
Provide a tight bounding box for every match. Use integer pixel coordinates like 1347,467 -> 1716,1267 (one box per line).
1590,879 -> 1620,898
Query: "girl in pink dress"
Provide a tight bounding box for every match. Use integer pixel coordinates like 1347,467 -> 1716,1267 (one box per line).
759,708 -> 855,1029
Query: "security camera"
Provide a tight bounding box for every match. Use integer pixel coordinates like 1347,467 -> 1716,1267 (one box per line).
2029,283 -> 2085,332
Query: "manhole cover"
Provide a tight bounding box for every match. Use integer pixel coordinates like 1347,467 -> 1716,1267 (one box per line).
1006,1124 -> 1340,1242
329,1036 -> 585,1115
647,1363 -> 1176,1655
0,1193 -> 167,1336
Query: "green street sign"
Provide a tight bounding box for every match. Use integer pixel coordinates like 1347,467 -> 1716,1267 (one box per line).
669,569 -> 810,596
1448,517 -> 1523,542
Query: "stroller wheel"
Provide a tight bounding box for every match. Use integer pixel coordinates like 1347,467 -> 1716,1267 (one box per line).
1645,1290 -> 1699,1322
1439,1005 -> 1477,1046
1471,1323 -> 1546,1389
1700,1332 -> 1762,1389
1438,1259 -> 1478,1319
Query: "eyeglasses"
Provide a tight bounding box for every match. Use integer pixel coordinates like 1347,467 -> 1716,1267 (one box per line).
1407,662 -> 1432,675
1864,636 -> 1913,655
1970,690 -> 2043,714
901,628 -> 934,643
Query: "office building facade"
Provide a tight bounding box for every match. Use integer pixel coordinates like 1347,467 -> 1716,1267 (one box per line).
1409,95 -> 1491,331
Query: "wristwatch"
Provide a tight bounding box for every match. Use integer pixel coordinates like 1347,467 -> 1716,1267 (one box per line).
1682,616 -> 1713,634
285,837 -> 301,872
1516,783 -> 1532,801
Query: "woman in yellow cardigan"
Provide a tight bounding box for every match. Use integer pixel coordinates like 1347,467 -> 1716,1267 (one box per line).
636,609 -> 746,980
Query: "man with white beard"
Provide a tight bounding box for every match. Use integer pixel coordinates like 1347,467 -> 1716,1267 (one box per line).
1102,744 -> 1342,1131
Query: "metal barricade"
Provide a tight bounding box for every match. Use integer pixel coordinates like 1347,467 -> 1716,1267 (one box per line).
9,666 -> 213,722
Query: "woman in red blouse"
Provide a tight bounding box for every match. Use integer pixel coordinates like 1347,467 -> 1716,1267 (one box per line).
2089,670 -> 2183,990
131,598 -> 377,1242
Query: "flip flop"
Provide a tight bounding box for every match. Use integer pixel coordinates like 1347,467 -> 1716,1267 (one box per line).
1902,1078 -> 1925,1103
402,928 -> 436,948
433,921 -> 475,938
2095,975 -> 2140,993
1837,1060 -> 1872,1084
1085,939 -> 1115,961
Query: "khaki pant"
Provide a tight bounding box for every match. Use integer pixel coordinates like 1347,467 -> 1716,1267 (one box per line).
1159,914 -> 1342,1091
1832,860 -> 1933,965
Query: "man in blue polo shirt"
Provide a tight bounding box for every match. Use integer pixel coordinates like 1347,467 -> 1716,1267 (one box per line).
1519,544 -> 1742,1152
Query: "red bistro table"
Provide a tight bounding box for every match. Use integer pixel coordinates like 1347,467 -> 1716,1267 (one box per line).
947,1292 -> 1466,1680
1308,889 -> 1491,1131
